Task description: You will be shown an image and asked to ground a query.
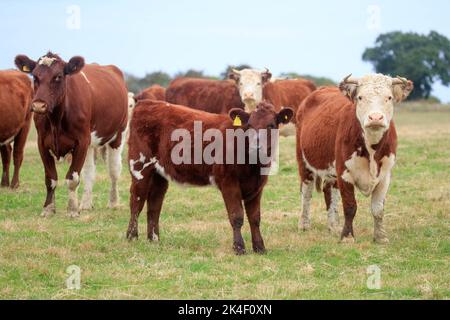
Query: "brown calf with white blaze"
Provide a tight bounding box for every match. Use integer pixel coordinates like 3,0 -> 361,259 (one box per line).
0,70 -> 33,188
15,52 -> 128,218
296,74 -> 413,243
126,100 -> 293,254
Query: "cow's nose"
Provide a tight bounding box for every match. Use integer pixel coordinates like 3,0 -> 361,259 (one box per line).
244,93 -> 254,99
369,113 -> 384,121
32,101 -> 47,113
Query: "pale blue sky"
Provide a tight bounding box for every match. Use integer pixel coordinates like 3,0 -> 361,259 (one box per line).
1,0 -> 449,101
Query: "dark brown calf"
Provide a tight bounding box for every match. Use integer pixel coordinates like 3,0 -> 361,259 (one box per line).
0,70 -> 33,188
15,52 -> 128,217
296,74 -> 413,243
126,100 -> 293,254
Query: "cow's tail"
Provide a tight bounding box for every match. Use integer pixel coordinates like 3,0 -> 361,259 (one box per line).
315,176 -> 322,193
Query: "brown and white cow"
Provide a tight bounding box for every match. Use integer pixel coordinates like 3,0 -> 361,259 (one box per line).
296,74 -> 413,243
0,70 -> 33,188
134,84 -> 166,102
126,100 -> 293,254
15,52 -> 128,218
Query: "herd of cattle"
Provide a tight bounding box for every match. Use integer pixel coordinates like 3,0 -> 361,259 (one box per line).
0,52 -> 413,255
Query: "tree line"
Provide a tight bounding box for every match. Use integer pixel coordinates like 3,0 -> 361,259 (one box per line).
126,31 -> 450,101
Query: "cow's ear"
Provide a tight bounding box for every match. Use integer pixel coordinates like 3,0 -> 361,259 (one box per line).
276,108 -> 294,125
393,80 -> 414,103
229,108 -> 250,126
15,55 -> 36,74
262,70 -> 272,84
64,56 -> 85,75
339,82 -> 358,101
228,70 -> 240,83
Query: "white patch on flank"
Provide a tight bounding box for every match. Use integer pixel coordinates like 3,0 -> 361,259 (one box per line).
38,56 -> 57,66
342,152 -> 395,197
0,135 -> 15,146
90,131 -> 103,147
80,71 -> 90,84
302,153 -> 337,183
129,153 -> 157,180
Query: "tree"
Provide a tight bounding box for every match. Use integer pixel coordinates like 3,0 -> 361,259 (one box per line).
279,72 -> 336,87
221,64 -> 252,79
362,31 -> 450,100
125,71 -> 172,93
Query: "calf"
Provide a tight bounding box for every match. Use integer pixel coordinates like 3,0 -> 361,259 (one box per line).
15,52 -> 128,217
134,84 -> 166,102
0,70 -> 33,188
296,74 -> 413,243
126,100 -> 293,254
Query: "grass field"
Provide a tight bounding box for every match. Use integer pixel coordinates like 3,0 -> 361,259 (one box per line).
0,108 -> 449,300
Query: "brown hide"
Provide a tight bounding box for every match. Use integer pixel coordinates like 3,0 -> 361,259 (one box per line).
135,85 -> 166,101
0,70 -> 33,188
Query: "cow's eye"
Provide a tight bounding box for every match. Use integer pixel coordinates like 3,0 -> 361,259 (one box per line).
257,82 -> 261,86
388,96 -> 393,101
358,96 -> 363,101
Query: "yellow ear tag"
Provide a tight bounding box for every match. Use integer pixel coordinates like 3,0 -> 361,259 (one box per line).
22,65 -> 30,72
233,115 -> 242,127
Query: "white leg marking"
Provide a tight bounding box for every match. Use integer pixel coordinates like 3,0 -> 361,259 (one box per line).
107,144 -> 123,208
80,147 -> 96,210
328,187 -> 341,233
371,173 -> 391,244
300,181 -> 314,231
66,172 -> 80,218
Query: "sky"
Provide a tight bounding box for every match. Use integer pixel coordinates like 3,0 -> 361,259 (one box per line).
1,0 -> 449,101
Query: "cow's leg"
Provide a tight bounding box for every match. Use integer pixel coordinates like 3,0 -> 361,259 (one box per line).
244,191 -> 265,254
10,119 -> 31,189
300,179 -> 314,231
38,141 -> 58,217
371,173 -> 391,244
66,143 -> 89,218
127,169 -> 153,240
80,146 -> 96,210
0,145 -> 12,187
323,181 -> 340,233
220,182 -> 246,255
146,174 -> 168,242
107,136 -> 124,209
338,178 -> 357,243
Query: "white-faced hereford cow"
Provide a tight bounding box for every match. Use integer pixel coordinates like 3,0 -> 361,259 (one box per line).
15,52 -> 128,217
126,100 -> 293,254
296,74 -> 413,243
0,70 -> 33,188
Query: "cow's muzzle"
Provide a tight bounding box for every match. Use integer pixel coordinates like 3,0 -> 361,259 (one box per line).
31,101 -> 48,114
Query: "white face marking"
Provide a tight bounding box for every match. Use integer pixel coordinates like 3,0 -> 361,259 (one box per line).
38,56 -> 57,66
342,152 -> 395,197
129,153 -> 157,180
236,69 -> 266,111
354,75 -> 396,144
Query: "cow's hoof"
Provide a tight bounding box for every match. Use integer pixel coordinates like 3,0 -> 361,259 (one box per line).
79,203 -> 93,211
299,222 -> 311,232
67,211 -> 80,218
1,181 -> 9,188
233,246 -> 246,256
374,236 -> 389,244
340,236 -> 355,244
40,205 -> 55,218
148,232 -> 159,242
253,247 -> 267,255
127,231 -> 138,241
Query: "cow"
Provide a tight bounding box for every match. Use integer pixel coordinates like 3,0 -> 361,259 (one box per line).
15,52 -> 128,218
126,100 -> 293,255
134,84 -> 166,102
0,70 -> 33,189
296,74 -> 413,243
